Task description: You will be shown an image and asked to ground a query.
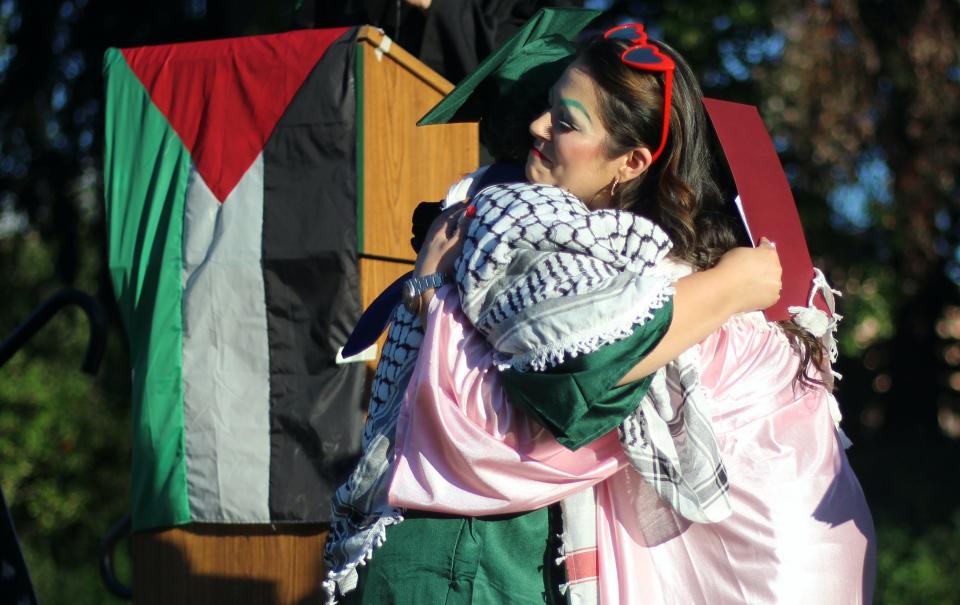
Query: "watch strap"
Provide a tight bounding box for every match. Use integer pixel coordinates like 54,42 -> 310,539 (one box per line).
406,272 -> 449,296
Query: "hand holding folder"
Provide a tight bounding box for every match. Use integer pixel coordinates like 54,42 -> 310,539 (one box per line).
704,98 -> 832,322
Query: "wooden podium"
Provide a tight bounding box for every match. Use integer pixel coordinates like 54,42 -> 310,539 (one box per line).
130,27 -> 477,605
353,27 -> 478,346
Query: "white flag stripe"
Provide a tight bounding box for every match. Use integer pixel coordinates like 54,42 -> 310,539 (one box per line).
181,154 -> 271,522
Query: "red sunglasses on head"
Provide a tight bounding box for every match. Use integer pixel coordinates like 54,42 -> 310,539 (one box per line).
603,23 -> 675,165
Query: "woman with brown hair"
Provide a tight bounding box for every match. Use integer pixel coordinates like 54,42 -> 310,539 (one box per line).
326,21 -> 874,605
521,26 -> 877,603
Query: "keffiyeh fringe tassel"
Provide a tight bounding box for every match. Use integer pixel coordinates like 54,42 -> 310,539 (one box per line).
495,284 -> 675,372
322,306 -> 422,604
322,514 -> 404,605
787,267 -> 851,448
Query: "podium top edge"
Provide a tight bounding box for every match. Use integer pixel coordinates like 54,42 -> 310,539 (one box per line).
356,26 -> 455,96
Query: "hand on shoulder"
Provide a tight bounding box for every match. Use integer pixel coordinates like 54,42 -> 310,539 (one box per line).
414,203 -> 469,278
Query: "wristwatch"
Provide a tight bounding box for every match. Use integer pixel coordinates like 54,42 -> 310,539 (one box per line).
402,272 -> 449,312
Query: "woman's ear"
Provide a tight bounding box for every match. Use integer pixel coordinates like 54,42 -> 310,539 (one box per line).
619,147 -> 653,184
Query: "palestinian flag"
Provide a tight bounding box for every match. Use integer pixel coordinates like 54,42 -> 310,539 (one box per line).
103,28 -> 366,530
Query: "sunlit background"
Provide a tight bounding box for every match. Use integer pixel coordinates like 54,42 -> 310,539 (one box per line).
1,1 -> 958,603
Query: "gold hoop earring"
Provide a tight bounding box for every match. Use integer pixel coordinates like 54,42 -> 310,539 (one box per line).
611,176 -> 620,196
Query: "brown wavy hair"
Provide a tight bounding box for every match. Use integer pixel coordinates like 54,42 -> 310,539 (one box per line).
576,35 -> 827,388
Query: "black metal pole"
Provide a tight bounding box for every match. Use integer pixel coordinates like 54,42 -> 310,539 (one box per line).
0,288 -> 107,374
98,514 -> 133,599
0,486 -> 39,605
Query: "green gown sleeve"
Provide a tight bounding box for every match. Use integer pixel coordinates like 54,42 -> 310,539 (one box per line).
501,299 -> 673,451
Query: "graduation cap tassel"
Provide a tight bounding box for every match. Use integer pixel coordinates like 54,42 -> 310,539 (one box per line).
786,268 -> 852,448
788,268 -> 842,361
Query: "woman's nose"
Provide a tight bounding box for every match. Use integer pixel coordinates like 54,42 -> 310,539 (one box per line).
529,110 -> 551,141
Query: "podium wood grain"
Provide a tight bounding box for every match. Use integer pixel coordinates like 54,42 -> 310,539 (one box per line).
132,525 -> 327,604
357,26 -> 478,261
356,26 -> 477,370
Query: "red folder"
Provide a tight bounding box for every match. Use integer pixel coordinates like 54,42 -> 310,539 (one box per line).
703,98 -> 829,321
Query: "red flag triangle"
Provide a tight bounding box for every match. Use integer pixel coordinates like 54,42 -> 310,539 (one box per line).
122,27 -> 350,203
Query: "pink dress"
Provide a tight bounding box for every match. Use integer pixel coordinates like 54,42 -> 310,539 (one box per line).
595,313 -> 876,604
389,288 -> 876,604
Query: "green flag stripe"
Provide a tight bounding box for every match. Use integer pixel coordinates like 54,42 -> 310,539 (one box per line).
103,48 -> 192,530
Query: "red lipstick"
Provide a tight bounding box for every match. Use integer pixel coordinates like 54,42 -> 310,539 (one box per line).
531,147 -> 550,163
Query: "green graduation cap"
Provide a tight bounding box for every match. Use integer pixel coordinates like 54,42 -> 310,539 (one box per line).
418,7 -> 601,161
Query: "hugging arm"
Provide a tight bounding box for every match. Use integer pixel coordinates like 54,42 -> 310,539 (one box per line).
616,240 -> 781,384
414,210 -> 783,383
497,241 -> 781,449
410,203 -> 471,319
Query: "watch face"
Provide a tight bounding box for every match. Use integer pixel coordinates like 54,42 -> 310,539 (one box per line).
402,281 -> 419,312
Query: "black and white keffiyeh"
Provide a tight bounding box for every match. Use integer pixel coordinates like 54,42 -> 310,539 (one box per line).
322,304 -> 420,602
457,183 -> 673,371
323,182 -> 732,603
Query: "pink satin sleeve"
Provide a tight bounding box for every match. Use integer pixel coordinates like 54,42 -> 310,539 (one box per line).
596,314 -> 876,604
388,285 -> 626,515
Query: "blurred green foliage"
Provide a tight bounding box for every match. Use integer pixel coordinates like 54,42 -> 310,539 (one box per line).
875,516 -> 960,604
0,225 -> 132,603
